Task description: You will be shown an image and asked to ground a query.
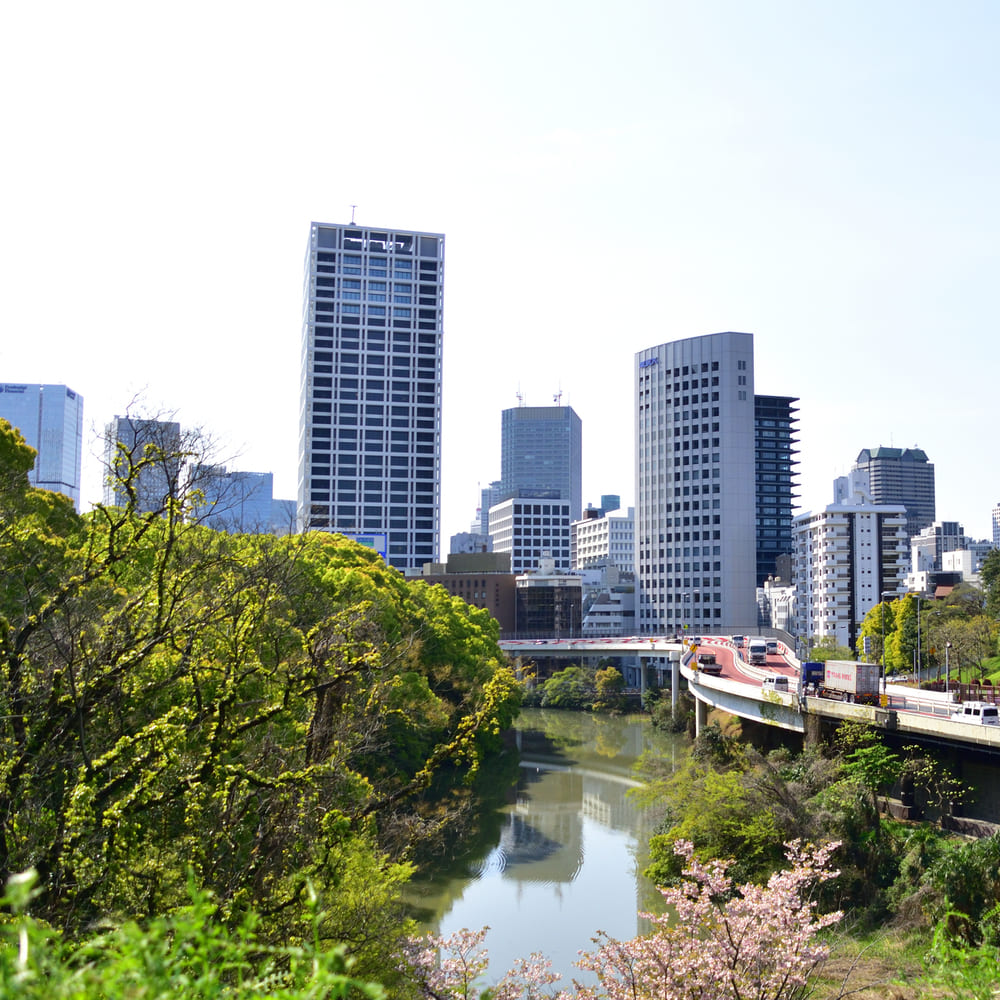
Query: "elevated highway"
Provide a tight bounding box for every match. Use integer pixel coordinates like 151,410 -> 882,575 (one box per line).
499,635 -> 1000,755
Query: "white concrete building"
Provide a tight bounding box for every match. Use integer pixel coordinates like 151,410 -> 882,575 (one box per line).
298,222 -> 444,572
489,497 -> 572,574
793,497 -> 908,649
571,506 -> 634,572
634,332 -> 758,634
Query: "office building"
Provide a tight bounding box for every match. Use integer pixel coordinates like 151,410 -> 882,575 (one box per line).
792,497 -> 908,649
489,497 -> 572,573
298,222 -> 444,572
850,447 -> 935,538
515,556 -> 582,639
754,395 -> 799,586
0,383 -> 84,508
103,416 -> 182,513
479,480 -> 503,535
192,467 -> 275,533
500,405 -> 582,521
572,506 -> 634,573
634,332 -> 760,634
421,551 -> 516,636
993,502 -> 1000,549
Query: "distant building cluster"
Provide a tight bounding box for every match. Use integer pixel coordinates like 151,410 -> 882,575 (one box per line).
3,218 -> 996,646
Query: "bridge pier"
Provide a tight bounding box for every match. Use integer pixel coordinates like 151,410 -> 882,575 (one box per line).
694,696 -> 709,736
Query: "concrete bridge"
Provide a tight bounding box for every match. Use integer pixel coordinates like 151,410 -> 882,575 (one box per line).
499,634 -> 1000,755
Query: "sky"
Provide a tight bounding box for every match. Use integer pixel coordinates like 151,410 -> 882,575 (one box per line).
2,1 -> 998,547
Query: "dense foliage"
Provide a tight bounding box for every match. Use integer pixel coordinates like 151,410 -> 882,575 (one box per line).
0,418 -> 520,976
856,586 -> 1000,679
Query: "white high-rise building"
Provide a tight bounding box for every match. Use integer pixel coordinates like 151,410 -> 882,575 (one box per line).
0,383 -> 84,508
572,506 -> 634,573
992,503 -> 1000,549
298,222 -> 444,572
634,332 -> 758,634
792,498 -> 908,649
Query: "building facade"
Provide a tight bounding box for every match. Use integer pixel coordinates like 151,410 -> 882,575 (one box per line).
193,467 -> 275,533
0,383 -> 84,508
851,447 -> 935,538
792,498 -> 908,649
754,395 -> 799,587
103,416 -> 182,513
634,332 -> 759,634
571,506 -> 634,573
515,556 -> 582,639
298,222 -> 444,573
500,405 -> 582,522
489,496 -> 572,573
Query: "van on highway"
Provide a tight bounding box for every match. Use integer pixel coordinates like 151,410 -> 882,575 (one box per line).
761,674 -> 789,693
951,701 -> 1000,726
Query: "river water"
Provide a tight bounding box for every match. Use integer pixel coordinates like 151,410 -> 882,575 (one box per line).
406,708 -> 687,986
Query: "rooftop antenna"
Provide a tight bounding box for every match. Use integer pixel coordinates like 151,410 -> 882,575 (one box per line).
516,388 -> 524,407
350,204 -> 358,225
553,388 -> 563,405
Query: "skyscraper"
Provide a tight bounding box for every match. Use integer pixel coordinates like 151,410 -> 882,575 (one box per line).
754,395 -> 799,585
500,405 -> 582,520
634,332 -> 761,634
298,222 -> 444,572
0,383 -> 84,508
851,447 -> 935,538
103,416 -> 182,513
488,404 -> 582,573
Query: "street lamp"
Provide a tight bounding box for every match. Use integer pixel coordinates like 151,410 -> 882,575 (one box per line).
880,591 -> 896,698
945,641 -> 953,697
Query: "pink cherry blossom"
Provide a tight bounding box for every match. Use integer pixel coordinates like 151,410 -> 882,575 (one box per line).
401,839 -> 842,1000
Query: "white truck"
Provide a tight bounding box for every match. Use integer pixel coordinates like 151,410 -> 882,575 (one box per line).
748,639 -> 767,666
820,660 -> 880,704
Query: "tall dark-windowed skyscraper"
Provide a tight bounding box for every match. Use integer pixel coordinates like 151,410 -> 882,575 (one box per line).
754,395 -> 799,585
298,222 -> 444,572
850,447 -> 935,539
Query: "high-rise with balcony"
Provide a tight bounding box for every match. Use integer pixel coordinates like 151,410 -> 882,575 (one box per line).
298,222 -> 444,572
0,383 -> 84,508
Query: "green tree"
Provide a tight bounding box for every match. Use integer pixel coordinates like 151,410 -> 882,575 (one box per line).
856,599 -> 895,667
540,665 -> 595,710
592,665 -> 626,713
980,547 -> 1000,621
805,636 -> 855,662
0,417 -> 520,980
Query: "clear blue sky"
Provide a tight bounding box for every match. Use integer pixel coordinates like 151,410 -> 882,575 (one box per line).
2,1 -> 997,545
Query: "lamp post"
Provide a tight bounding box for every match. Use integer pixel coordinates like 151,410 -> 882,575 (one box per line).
916,594 -> 923,683
945,641 -> 952,697
880,591 -> 895,698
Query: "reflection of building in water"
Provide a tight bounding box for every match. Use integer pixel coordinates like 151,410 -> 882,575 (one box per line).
492,765 -> 646,886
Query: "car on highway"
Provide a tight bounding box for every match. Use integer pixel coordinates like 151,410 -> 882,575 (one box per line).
761,674 -> 789,693
765,639 -> 779,655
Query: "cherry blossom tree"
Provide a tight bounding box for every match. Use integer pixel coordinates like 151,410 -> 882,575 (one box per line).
402,839 -> 842,1000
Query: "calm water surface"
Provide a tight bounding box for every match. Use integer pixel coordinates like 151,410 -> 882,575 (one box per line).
406,708 -> 687,985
